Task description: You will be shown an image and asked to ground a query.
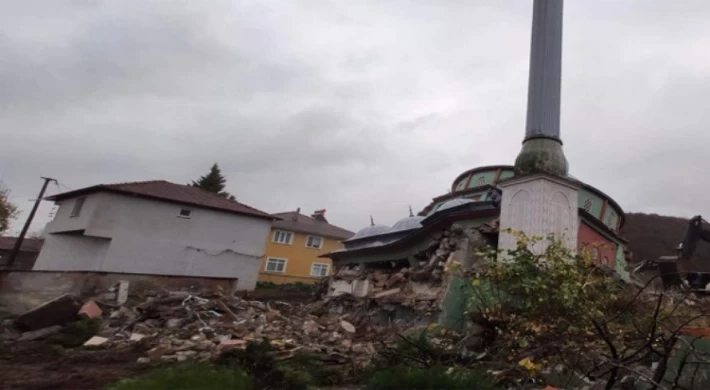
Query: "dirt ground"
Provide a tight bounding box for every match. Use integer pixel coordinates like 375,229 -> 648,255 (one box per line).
0,341 -> 151,390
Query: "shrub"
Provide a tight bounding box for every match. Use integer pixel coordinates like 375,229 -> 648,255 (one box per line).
215,338 -> 319,390
50,317 -> 102,347
107,363 -> 252,390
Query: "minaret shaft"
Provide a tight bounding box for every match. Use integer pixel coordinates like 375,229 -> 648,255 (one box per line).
514,0 -> 568,176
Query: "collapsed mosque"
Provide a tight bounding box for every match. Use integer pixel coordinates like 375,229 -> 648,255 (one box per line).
319,0 -> 629,330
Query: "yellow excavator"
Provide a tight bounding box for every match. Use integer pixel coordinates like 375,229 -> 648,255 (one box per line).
632,215 -> 710,291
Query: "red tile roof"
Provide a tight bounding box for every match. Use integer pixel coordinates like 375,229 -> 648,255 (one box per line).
45,180 -> 276,220
272,212 -> 354,240
0,236 -> 44,252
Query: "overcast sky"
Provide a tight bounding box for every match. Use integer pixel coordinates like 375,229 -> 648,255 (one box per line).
2,0 -> 709,236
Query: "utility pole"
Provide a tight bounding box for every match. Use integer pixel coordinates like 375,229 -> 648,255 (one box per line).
6,177 -> 56,268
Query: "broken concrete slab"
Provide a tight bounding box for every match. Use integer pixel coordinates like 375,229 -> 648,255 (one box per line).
340,321 -> 356,333
14,294 -> 82,331
83,336 -> 109,346
129,333 -> 147,341
373,288 -> 401,299
17,325 -> 63,342
116,280 -> 130,305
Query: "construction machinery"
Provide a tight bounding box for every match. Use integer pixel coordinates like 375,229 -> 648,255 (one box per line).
631,215 -> 710,291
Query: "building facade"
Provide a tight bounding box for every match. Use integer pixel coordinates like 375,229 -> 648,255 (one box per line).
259,209 -> 354,284
324,165 -> 629,281
33,180 -> 276,290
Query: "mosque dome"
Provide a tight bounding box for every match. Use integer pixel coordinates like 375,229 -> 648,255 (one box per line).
347,223 -> 391,241
436,198 -> 474,213
391,215 -> 425,232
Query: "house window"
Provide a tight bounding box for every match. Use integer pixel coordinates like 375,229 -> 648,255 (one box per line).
583,199 -> 592,212
70,197 -> 86,218
475,177 -> 486,186
265,258 -> 287,273
311,263 -> 329,277
178,208 -> 192,218
273,230 -> 293,245
603,257 -> 610,267
306,235 -> 323,249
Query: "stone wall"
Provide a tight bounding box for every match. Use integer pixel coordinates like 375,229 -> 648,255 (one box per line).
0,270 -> 236,315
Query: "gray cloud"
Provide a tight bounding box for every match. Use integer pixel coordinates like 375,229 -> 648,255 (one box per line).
2,0 -> 710,236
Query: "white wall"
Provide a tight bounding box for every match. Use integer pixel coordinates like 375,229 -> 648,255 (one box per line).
498,175 -> 579,256
34,191 -> 273,290
44,193 -> 102,235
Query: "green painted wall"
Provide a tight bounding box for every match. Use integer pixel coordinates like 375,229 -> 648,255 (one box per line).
578,189 -> 603,218
614,244 -> 630,282
454,178 -> 467,191
603,208 -> 620,230
467,171 -> 496,188
498,170 -> 515,181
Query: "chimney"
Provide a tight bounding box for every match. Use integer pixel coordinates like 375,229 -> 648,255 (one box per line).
293,207 -> 300,221
514,0 -> 569,176
311,209 -> 328,223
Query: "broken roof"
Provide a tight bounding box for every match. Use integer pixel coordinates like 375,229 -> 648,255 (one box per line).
45,180 -> 276,220
272,211 -> 354,240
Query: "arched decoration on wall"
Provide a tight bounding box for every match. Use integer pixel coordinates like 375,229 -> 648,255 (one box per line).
550,191 -> 572,238
509,189 -> 532,234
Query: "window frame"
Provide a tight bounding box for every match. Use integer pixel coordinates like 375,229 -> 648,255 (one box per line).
272,230 -> 293,245
177,208 -> 193,219
305,235 -> 324,249
70,197 -> 87,218
311,262 -> 330,277
264,257 -> 287,274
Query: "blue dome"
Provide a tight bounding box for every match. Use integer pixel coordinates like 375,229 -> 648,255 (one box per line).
347,224 -> 391,241
391,215 -> 425,232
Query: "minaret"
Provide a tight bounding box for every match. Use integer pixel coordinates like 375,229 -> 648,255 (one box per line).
498,0 -> 578,255
514,0 -> 568,176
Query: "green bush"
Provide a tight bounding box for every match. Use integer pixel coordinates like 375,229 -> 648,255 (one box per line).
106,363 -> 252,390
50,317 -> 102,347
365,365 -> 495,390
215,339 -> 318,390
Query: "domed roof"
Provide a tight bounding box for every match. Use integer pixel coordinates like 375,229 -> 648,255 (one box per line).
436,198 -> 474,212
391,215 -> 425,232
347,217 -> 391,241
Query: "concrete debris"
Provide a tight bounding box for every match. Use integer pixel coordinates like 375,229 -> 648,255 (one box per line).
129,333 -> 147,341
83,336 -> 109,346
0,286 -> 391,370
14,294 -> 83,331
339,320 -> 356,333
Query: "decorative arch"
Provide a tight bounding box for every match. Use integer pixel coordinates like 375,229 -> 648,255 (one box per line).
508,189 -> 532,234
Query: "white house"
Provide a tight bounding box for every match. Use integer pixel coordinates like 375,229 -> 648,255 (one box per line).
33,180 -> 276,290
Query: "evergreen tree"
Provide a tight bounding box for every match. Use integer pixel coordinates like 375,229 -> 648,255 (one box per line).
190,163 -> 236,200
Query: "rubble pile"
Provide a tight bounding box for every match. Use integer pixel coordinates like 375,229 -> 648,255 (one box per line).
1,288 -> 387,370
327,222 -> 495,317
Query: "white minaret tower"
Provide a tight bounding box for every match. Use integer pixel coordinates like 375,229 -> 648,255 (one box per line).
498,0 -> 579,255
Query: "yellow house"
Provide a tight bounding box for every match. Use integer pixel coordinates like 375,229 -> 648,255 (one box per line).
258,209 -> 354,284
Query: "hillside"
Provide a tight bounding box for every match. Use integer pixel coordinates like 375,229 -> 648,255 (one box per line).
621,212 -> 710,272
